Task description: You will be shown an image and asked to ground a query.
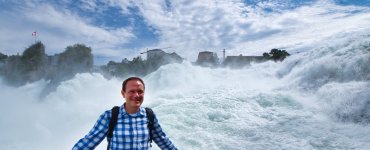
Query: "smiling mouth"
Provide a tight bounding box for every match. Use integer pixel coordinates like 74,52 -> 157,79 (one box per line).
133,99 -> 141,103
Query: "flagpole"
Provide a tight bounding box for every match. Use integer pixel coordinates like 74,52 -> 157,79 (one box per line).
32,31 -> 37,43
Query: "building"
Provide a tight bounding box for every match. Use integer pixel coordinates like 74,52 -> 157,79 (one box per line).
195,51 -> 219,67
143,49 -> 183,63
223,55 -> 267,68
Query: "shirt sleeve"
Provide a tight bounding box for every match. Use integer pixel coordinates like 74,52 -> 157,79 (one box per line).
72,110 -> 110,150
152,113 -> 178,150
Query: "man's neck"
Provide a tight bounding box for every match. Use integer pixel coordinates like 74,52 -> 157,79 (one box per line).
124,104 -> 140,114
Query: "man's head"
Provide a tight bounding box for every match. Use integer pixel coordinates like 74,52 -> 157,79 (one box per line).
121,77 -> 145,113
122,77 -> 145,92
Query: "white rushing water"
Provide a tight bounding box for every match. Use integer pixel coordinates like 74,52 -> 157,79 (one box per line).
143,32 -> 370,149
1,31 -> 370,149
1,1 -> 370,150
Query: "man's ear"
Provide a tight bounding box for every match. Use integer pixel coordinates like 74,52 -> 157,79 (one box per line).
121,90 -> 125,98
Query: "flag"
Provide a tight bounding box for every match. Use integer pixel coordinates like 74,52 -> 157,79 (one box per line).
32,31 -> 37,36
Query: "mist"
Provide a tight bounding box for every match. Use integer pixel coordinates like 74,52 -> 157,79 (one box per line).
1,1 -> 370,150
2,39 -> 370,149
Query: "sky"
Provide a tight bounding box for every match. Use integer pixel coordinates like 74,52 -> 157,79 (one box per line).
0,0 -> 370,65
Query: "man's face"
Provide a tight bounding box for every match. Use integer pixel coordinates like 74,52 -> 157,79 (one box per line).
122,79 -> 145,109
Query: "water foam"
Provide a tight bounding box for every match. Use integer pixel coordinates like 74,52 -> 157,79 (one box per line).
1,1 -> 370,149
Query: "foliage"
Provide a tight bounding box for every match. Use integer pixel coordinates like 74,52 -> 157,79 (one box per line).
0,52 -> 8,61
263,48 -> 290,61
21,41 -> 47,72
57,44 -> 93,73
0,42 -> 48,85
102,52 -> 183,78
0,42 -> 94,87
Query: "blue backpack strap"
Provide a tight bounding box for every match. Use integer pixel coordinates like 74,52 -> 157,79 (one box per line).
107,106 -> 119,150
145,107 -> 155,147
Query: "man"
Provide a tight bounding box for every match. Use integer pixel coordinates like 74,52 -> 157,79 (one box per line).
73,77 -> 177,150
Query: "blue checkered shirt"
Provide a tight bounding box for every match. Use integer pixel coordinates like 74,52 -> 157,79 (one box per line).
72,105 -> 177,150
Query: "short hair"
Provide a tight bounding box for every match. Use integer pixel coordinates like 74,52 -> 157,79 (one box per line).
122,77 -> 145,92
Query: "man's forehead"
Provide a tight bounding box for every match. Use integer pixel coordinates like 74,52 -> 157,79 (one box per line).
127,79 -> 143,85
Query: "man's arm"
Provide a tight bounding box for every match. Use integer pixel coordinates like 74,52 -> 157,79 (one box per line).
152,114 -> 178,150
72,111 -> 110,150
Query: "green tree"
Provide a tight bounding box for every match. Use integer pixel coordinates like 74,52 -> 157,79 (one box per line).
21,41 -> 47,72
262,52 -> 270,59
130,56 -> 146,75
269,48 -> 290,61
2,55 -> 23,85
57,44 -> 93,73
1,42 -> 47,85
0,52 -> 8,62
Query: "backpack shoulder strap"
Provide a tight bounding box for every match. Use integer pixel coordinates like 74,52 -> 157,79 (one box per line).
145,107 -> 155,147
107,106 -> 119,150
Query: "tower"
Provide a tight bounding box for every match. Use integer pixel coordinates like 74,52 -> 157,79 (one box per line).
223,48 -> 226,63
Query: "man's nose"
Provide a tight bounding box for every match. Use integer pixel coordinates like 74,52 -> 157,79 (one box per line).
133,92 -> 139,97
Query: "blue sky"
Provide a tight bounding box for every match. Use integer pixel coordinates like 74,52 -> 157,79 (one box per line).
0,0 -> 370,65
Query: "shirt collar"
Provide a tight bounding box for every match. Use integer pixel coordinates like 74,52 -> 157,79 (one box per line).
120,104 -> 145,117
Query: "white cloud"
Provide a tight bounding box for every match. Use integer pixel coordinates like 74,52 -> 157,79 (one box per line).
107,0 -> 134,14
79,0 -> 99,11
127,0 -> 250,59
113,0 -> 370,61
1,0 -> 370,64
25,4 -> 134,46
0,1 -> 135,64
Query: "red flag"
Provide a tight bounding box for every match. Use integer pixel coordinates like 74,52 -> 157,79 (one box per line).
32,31 -> 37,36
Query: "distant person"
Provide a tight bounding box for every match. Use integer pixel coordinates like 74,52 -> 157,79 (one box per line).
72,77 -> 177,150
